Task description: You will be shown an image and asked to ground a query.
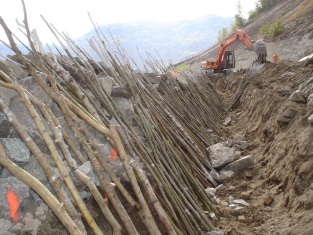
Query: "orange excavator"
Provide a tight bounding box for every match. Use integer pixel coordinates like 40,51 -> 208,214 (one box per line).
201,29 -> 267,73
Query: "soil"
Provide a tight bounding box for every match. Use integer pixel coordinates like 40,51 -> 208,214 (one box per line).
209,59 -> 313,235
179,0 -> 313,234
177,0 -> 313,235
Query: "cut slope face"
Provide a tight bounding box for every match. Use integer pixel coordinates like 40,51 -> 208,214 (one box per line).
210,59 -> 313,234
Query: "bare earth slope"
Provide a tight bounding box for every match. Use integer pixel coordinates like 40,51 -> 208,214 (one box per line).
180,1 -> 313,234
210,59 -> 313,235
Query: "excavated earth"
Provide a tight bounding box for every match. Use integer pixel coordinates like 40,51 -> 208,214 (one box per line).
208,59 -> 313,235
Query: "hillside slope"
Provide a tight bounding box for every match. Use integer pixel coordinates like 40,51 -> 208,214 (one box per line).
184,0 -> 313,70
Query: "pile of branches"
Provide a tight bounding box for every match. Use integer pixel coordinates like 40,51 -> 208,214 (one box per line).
0,2 -> 226,234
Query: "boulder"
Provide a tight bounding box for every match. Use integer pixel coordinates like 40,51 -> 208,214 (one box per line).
0,177 -> 29,220
222,155 -> 254,173
207,143 -> 234,168
112,97 -> 135,124
289,90 -> 307,103
0,138 -> 30,165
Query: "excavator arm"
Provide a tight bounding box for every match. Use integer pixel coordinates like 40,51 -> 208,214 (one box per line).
201,29 -> 267,72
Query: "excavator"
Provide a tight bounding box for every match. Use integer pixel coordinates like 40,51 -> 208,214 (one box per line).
201,29 -> 267,73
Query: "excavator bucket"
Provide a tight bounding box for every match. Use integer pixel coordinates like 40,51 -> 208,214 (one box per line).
252,40 -> 267,63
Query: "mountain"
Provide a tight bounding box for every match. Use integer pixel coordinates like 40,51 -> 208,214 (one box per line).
76,15 -> 233,65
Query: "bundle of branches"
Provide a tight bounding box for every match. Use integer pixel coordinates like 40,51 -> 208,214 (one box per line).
0,1 -> 226,234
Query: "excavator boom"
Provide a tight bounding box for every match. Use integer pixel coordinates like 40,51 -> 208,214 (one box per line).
201,29 -> 267,73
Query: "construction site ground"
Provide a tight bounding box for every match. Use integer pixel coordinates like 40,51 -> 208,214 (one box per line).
180,0 -> 313,234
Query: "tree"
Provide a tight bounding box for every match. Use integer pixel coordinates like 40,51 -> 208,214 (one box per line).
231,0 -> 246,30
217,27 -> 230,42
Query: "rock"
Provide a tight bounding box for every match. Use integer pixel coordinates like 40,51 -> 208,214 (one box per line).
245,169 -> 253,178
23,212 -> 41,235
263,195 -> 274,206
209,212 -> 218,221
0,177 -> 30,220
307,93 -> 313,108
232,132 -> 248,150
205,187 -> 216,197
0,86 -> 17,107
210,231 -> 224,235
228,195 -> 234,205
238,215 -> 246,222
0,138 -> 30,165
234,150 -> 241,160
112,97 -> 135,124
220,170 -> 235,181
280,86 -> 292,96
207,143 -> 234,168
23,156 -> 47,182
235,140 -> 248,150
8,222 -> 32,234
222,155 -> 254,173
220,201 -> 229,207
226,139 -> 233,148
282,72 -> 295,78
111,83 -> 132,99
223,117 -> 231,126
35,203 -> 48,220
299,76 -> 313,94
289,90 -> 307,103
233,199 -> 249,206
175,76 -> 189,90
215,184 -> 225,192
210,169 -> 221,182
240,191 -> 251,200
0,112 -> 14,138
308,114 -> 313,126
0,219 -> 13,232
229,186 -> 236,191
229,204 -> 237,208
99,76 -> 113,94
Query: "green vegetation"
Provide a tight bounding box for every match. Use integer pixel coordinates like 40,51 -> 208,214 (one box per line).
176,64 -> 190,71
248,0 -> 283,21
259,17 -> 285,39
217,27 -> 230,42
231,0 -> 246,31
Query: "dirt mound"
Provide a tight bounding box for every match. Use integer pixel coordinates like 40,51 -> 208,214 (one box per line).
209,59 -> 313,234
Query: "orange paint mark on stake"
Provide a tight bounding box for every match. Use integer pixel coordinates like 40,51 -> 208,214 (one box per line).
6,189 -> 20,222
110,149 -> 118,161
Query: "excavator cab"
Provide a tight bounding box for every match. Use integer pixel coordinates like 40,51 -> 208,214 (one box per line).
224,51 -> 235,69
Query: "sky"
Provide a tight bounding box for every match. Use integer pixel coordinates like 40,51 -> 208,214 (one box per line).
0,0 -> 258,44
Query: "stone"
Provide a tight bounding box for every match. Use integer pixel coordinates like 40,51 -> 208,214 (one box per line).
222,155 -> 254,173
238,215 -> 246,222
23,156 -> 47,182
112,97 -> 135,124
220,170 -> 235,181
0,112 -> 13,138
220,201 -> 229,207
207,143 -> 234,168
229,204 -> 237,208
307,93 -> 313,108
308,114 -> 313,126
23,212 -> 41,235
234,151 -> 241,160
280,87 -> 292,96
240,191 -> 251,200
228,195 -> 234,205
209,212 -> 218,221
234,140 -> 248,150
245,169 -> 253,178
209,231 -> 224,235
233,199 -> 249,206
8,222 -> 32,234
229,186 -> 236,191
99,76 -> 113,94
263,195 -> 274,206
0,138 -> 30,165
223,117 -> 231,126
215,184 -> 225,192
205,187 -> 216,197
210,169 -> 221,183
0,177 -> 29,220
299,76 -> 313,94
35,203 -> 48,220
111,83 -> 132,99
0,219 -> 13,232
289,90 -> 307,103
